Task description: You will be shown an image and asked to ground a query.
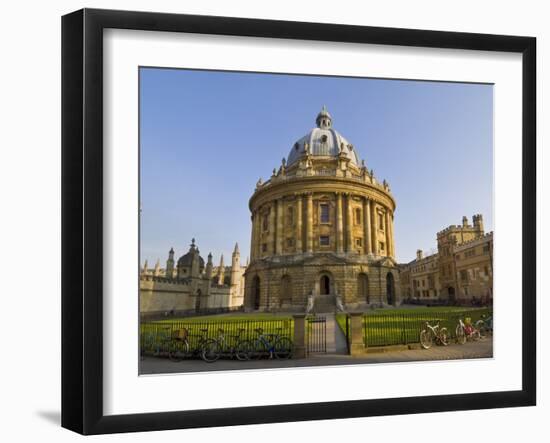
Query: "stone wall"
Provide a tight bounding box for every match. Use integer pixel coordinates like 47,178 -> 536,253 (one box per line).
244,255 -> 400,312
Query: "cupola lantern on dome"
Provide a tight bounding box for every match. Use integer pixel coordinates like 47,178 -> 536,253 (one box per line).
316,105 -> 332,129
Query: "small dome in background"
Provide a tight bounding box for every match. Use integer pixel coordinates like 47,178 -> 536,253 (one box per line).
177,238 -> 205,270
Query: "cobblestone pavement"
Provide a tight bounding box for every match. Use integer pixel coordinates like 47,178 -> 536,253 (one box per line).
139,337 -> 493,375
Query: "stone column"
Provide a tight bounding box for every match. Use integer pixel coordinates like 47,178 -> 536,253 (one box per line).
269,204 -> 276,255
385,210 -> 391,257
349,312 -> 366,356
346,194 -> 354,252
371,202 -> 378,255
257,211 -> 263,258
292,314 -> 307,358
389,213 -> 395,258
296,195 -> 303,253
276,198 -> 284,255
336,192 -> 344,253
250,212 -> 256,261
306,193 -> 313,253
363,198 -> 372,255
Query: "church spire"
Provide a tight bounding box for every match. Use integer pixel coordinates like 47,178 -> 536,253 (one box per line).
153,259 -> 161,276
217,254 -> 225,286
141,260 -> 148,275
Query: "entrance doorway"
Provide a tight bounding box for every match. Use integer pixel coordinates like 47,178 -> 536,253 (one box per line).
386,272 -> 395,305
320,275 -> 331,295
448,286 -> 456,303
252,276 -> 261,310
195,289 -> 202,311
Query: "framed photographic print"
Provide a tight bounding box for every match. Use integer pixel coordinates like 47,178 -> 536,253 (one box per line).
61,8 -> 536,435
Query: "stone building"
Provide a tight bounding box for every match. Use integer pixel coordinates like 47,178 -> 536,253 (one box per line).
244,107 -> 400,312
140,239 -> 245,316
400,215 -> 493,305
437,215 -> 485,301
400,249 -> 441,300
454,232 -> 493,305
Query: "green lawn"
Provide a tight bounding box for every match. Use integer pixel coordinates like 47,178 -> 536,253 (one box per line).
336,306 -> 491,347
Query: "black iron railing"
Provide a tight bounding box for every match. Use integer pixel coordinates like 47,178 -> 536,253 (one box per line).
140,317 -> 293,357
361,308 -> 492,347
307,315 -> 327,353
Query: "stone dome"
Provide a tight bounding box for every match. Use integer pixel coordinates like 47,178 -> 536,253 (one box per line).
286,106 -> 361,167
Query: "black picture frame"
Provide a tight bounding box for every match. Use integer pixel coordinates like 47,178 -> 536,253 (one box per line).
61,8 -> 536,435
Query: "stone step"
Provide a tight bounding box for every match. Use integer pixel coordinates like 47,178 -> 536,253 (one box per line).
313,294 -> 337,314
323,314 -> 348,354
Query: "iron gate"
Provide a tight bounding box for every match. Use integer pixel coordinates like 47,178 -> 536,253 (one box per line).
307,316 -> 327,353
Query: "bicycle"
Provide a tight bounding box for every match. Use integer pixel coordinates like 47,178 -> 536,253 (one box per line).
140,329 -> 161,358
201,328 -> 251,363
475,313 -> 493,338
249,327 -> 293,360
166,327 -> 190,362
456,317 -> 481,344
420,320 -> 449,349
153,326 -> 174,357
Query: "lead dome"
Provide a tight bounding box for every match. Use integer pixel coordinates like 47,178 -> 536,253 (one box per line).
286,106 -> 361,167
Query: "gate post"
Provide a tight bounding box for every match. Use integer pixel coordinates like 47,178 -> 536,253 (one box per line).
350,312 -> 366,356
293,314 -> 307,358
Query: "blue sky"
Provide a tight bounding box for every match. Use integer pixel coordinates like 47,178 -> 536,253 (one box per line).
140,68 -> 493,267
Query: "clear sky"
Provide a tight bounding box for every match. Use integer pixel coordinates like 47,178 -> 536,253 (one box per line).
140,67 -> 493,267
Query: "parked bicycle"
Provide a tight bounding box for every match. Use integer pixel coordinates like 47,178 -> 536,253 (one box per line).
201,328 -> 252,363
456,317 -> 481,344
166,327 -> 190,362
420,320 -> 449,349
249,327 -> 293,360
150,326 -> 173,357
475,313 -> 493,338
163,327 -> 211,361
140,329 -> 163,358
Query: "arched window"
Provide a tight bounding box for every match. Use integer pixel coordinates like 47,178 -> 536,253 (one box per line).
386,272 -> 395,305
252,276 -> 261,310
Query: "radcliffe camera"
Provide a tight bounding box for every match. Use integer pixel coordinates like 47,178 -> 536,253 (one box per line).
139,69 -> 493,373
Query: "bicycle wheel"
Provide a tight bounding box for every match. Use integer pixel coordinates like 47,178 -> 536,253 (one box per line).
420,330 -> 433,349
471,329 -> 481,341
438,328 -> 449,346
168,341 -> 182,362
250,339 -> 269,360
181,340 -> 191,358
456,325 -> 466,345
274,337 -> 293,360
201,339 -> 220,363
235,339 -> 252,361
475,320 -> 487,339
